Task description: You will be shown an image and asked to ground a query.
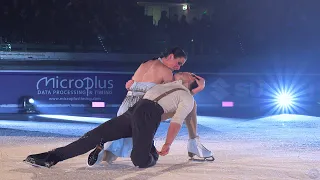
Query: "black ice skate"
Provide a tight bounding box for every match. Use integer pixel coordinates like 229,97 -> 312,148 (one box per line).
87,144 -> 106,166
23,152 -> 58,168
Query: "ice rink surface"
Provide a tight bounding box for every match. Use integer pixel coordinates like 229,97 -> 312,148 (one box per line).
0,114 -> 319,180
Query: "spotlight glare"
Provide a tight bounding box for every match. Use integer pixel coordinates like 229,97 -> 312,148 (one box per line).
261,74 -> 309,115
276,93 -> 293,107
18,96 -> 38,114
28,98 -> 35,104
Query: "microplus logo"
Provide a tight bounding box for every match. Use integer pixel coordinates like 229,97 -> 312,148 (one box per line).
36,76 -> 114,96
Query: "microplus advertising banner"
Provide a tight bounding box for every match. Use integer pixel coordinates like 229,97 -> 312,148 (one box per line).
0,72 -> 131,113
1,71 -> 320,115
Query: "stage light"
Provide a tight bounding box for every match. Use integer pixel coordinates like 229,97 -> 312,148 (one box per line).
18,96 -> 38,114
276,92 -> 293,108
28,98 -> 35,104
263,88 -> 300,114
182,5 -> 188,10
261,74 -> 309,115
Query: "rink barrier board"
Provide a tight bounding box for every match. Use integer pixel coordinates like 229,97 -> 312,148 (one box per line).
0,70 -> 319,116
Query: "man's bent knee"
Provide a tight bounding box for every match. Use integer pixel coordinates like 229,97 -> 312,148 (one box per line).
131,153 -> 156,168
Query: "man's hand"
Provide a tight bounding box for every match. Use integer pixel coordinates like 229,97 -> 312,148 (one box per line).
125,80 -> 134,90
192,75 -> 205,95
157,143 -> 171,156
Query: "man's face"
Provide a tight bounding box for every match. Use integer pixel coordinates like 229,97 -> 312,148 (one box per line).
166,54 -> 186,71
174,72 -> 195,84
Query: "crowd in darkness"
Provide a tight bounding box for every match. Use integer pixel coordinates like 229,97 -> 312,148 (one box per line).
0,0 -> 319,57
0,0 -> 236,55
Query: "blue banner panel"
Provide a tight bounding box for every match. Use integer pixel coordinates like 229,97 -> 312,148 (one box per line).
0,72 -> 132,113
194,73 -> 320,117
1,71 -> 320,117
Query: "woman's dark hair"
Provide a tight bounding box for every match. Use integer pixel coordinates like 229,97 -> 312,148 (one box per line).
189,80 -> 199,91
148,47 -> 187,63
160,47 -> 187,60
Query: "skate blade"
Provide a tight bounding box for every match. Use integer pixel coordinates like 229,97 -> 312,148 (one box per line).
87,145 -> 104,167
188,152 -> 215,162
23,160 -> 49,168
189,156 -> 215,162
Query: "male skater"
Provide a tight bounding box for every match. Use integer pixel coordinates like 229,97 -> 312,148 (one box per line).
92,47 -> 213,166
24,72 -> 210,169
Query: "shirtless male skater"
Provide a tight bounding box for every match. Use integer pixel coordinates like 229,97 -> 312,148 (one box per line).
88,47 -> 213,166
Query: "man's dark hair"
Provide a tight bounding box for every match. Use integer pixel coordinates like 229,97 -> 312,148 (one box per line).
161,47 -> 187,60
189,80 -> 199,91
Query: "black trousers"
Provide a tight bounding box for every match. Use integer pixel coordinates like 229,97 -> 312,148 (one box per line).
53,99 -> 164,168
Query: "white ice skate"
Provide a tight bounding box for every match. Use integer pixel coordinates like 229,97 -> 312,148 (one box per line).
187,137 -> 214,161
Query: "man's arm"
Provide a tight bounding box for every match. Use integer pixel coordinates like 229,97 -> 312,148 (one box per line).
164,122 -> 181,146
164,101 -> 193,145
161,102 -> 198,139
158,94 -> 194,156
161,112 -> 175,121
